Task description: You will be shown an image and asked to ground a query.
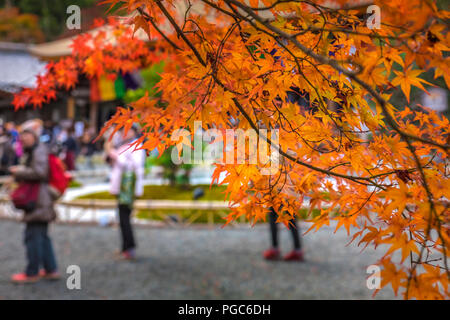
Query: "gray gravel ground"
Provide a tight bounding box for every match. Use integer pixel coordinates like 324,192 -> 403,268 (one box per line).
0,219 -> 397,299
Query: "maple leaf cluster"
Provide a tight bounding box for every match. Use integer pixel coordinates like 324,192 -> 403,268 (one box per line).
12,17 -> 167,110
14,0 -> 450,299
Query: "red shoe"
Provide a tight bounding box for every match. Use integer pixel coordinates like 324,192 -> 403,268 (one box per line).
39,269 -> 61,280
283,249 -> 305,262
11,273 -> 40,284
263,248 -> 281,260
119,249 -> 136,261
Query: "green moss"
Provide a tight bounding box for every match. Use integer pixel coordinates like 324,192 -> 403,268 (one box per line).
76,184 -> 228,201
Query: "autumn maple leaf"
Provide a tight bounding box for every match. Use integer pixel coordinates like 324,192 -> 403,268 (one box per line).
380,260 -> 407,296
132,15 -> 151,39
391,66 -> 432,103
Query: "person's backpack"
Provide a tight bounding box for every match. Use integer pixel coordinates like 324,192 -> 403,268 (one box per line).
48,153 -> 71,199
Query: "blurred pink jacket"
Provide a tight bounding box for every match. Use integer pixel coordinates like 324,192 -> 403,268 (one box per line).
109,140 -> 145,197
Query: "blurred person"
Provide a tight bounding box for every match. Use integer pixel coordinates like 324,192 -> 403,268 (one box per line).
255,112 -> 305,262
79,130 -> 96,168
262,139 -> 305,262
0,125 -> 18,175
55,125 -> 68,145
9,119 -> 60,284
5,121 -> 23,159
74,121 -> 85,139
62,127 -> 78,171
41,120 -> 55,145
107,126 -> 145,260
5,121 -> 19,144
52,123 -> 62,143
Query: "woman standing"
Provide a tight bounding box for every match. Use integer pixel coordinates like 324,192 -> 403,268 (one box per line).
107,126 -> 145,260
254,119 -> 305,262
10,120 -> 60,283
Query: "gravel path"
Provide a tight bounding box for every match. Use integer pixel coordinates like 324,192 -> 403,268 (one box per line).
0,219 -> 396,299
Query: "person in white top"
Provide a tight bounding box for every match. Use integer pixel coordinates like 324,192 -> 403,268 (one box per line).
107,125 -> 145,260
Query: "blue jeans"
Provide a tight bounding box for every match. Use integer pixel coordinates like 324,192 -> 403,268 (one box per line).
24,223 -> 58,276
